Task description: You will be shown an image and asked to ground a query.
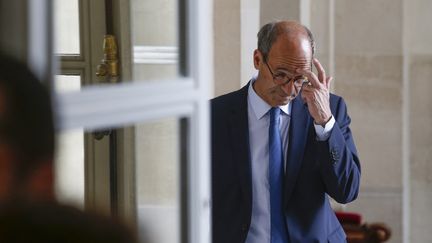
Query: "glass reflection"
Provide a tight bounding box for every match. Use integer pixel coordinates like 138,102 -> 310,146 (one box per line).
131,0 -> 180,81
54,0 -> 80,55
134,118 -> 180,243
55,75 -> 81,92
55,129 -> 85,208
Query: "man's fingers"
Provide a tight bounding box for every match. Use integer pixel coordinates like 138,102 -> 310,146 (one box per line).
302,84 -> 314,92
326,76 -> 333,89
297,69 -> 321,88
297,58 -> 330,90
313,58 -> 326,84
300,90 -> 309,104
300,88 -> 314,104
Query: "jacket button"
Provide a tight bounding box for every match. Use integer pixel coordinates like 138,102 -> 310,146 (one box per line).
331,149 -> 339,164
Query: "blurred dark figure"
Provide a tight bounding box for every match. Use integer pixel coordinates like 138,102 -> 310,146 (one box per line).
0,53 -> 137,242
0,53 -> 55,202
0,201 -> 136,243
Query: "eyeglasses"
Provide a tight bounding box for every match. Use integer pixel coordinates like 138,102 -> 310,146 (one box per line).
264,59 -> 309,87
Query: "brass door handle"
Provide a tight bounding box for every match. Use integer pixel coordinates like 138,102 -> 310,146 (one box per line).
92,129 -> 111,140
96,35 -> 119,83
96,63 -> 108,77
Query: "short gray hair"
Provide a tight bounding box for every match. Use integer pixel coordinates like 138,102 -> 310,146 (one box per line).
257,21 -> 315,61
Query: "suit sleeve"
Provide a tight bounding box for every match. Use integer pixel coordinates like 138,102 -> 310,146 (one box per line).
316,97 -> 361,204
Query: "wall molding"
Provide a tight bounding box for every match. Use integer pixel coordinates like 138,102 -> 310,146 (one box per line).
133,45 -> 178,64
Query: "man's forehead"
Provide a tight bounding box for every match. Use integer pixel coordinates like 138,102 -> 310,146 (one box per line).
269,36 -> 312,62
268,51 -> 312,74
272,33 -> 312,52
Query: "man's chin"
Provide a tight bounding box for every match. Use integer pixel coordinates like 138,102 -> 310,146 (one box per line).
278,96 -> 296,106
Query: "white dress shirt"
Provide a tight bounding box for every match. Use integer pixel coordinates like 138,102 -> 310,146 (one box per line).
245,79 -> 335,243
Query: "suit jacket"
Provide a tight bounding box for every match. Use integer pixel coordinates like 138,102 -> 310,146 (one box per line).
211,83 -> 361,243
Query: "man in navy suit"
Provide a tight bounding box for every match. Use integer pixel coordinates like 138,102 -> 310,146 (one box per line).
211,21 -> 361,243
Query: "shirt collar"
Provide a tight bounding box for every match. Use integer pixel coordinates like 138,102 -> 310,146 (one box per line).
248,77 -> 291,120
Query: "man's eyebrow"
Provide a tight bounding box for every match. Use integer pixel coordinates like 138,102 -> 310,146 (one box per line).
274,68 -> 296,76
273,66 -> 290,73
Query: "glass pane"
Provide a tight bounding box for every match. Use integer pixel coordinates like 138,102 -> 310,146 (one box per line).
55,75 -> 81,92
54,129 -> 85,208
54,0 -> 80,55
54,74 -> 83,208
134,118 -> 181,243
131,0 -> 180,81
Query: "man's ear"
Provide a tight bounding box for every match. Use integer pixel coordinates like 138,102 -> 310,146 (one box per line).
253,49 -> 262,69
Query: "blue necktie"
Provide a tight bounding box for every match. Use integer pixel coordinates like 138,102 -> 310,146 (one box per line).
269,107 -> 288,243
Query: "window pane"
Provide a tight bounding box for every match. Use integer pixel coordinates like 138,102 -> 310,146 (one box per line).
55,129 -> 85,208
55,75 -> 81,92
54,0 -> 80,55
131,0 -> 180,81
54,74 -> 83,207
134,118 -> 182,243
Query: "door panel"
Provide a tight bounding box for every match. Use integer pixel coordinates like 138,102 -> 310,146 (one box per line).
54,0 -> 212,242
54,0 -> 111,212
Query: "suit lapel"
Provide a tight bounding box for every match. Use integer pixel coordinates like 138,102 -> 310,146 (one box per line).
228,85 -> 252,205
284,96 -> 311,204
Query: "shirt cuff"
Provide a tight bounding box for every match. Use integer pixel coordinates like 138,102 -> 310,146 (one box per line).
314,116 -> 335,141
